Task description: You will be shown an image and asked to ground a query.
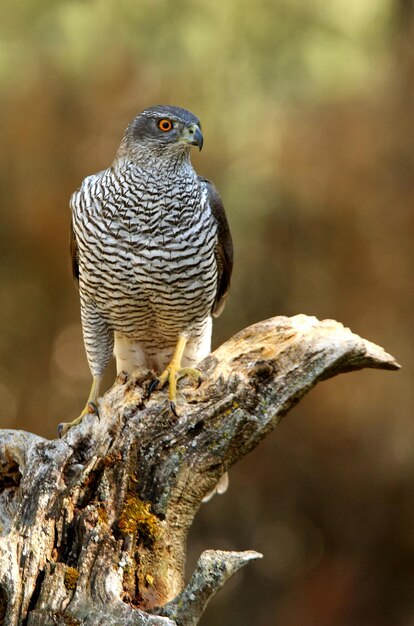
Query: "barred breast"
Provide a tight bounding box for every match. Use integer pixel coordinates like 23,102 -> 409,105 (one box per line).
71,159 -> 218,372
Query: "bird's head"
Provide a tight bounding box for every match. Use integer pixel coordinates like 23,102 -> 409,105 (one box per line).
119,105 -> 203,167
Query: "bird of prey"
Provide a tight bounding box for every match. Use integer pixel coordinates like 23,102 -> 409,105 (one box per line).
59,105 -> 233,441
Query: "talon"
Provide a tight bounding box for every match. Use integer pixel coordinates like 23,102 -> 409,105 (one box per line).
57,411 -> 89,438
58,375 -> 102,437
148,379 -> 161,397
148,335 -> 203,416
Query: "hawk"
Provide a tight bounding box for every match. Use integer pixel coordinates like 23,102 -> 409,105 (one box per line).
59,105 -> 233,443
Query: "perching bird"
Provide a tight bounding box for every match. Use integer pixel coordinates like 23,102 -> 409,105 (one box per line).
59,105 -> 233,448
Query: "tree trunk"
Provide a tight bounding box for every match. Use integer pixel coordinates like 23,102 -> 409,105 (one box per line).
0,315 -> 399,626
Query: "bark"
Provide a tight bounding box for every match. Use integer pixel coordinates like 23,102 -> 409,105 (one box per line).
0,315 -> 399,626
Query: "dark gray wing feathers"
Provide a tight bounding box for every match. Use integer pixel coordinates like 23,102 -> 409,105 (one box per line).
199,176 -> 233,317
70,218 -> 80,285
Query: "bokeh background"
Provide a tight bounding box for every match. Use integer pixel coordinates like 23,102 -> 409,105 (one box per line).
0,1 -> 413,624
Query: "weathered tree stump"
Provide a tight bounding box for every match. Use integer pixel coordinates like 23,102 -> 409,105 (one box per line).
0,315 -> 399,625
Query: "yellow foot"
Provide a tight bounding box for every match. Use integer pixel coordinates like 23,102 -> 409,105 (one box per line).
147,334 -> 202,416
148,366 -> 202,416
58,375 -> 102,437
58,402 -> 98,437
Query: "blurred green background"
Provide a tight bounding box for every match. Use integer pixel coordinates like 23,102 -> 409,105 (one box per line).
0,1 -> 413,624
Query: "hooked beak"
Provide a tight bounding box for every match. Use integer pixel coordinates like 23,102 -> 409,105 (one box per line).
181,123 -> 204,151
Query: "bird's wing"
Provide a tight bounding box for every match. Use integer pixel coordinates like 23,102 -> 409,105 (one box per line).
70,217 -> 80,285
199,177 -> 233,317
69,170 -> 107,287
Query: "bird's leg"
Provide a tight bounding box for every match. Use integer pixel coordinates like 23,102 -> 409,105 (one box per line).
58,375 -> 102,437
149,334 -> 202,416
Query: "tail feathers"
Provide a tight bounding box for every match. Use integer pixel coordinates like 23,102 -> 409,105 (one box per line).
202,471 -> 229,503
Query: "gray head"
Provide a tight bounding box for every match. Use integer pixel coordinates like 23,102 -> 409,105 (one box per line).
119,105 -> 203,166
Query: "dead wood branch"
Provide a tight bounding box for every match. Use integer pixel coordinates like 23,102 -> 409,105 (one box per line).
0,315 -> 399,625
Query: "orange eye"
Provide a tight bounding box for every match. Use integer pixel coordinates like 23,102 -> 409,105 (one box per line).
158,119 -> 173,132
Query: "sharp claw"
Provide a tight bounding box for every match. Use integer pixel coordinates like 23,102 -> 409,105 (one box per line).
170,401 -> 178,417
148,379 -> 160,398
196,375 -> 203,388
58,403 -> 98,438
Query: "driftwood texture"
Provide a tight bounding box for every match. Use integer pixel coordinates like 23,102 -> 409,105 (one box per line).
0,315 -> 399,626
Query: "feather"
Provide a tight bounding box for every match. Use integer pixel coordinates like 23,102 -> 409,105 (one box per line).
199,177 -> 233,317
70,218 -> 79,285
